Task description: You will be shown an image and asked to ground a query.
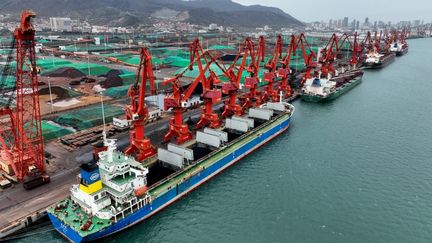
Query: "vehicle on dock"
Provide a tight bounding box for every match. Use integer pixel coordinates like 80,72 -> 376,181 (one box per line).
47,101 -> 295,242
22,175 -> 50,190
301,67 -> 363,102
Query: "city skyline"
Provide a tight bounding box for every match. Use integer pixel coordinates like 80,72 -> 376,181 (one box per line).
232,0 -> 432,23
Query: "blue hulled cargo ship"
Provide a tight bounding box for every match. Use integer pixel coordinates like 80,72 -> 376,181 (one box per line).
48,101 -> 295,242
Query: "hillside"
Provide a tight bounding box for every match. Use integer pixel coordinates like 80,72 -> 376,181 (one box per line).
0,0 -> 303,28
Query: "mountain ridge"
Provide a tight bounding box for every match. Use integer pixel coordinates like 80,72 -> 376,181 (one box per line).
0,0 -> 303,29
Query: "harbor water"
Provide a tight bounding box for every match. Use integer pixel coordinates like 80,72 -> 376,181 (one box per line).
17,38 -> 432,243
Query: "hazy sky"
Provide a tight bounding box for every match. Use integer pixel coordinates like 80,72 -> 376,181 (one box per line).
232,0 -> 432,23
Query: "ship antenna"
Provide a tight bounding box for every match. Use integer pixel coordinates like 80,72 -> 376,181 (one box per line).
100,94 -> 108,145
279,91 -> 283,104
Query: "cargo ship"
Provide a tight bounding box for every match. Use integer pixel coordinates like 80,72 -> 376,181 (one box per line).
362,50 -> 396,69
47,101 -> 295,242
389,42 -> 409,56
301,68 -> 363,102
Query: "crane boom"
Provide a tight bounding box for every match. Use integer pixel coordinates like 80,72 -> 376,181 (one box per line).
0,10 -> 45,181
124,47 -> 157,161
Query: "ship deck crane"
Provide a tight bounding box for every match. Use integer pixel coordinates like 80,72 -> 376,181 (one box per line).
0,11 -> 45,181
124,47 -> 157,161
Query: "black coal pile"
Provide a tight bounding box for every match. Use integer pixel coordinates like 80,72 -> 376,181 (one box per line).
43,67 -> 85,78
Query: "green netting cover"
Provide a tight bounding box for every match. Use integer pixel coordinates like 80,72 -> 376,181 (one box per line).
208,45 -> 235,50
41,120 -> 74,141
42,63 -> 112,77
61,44 -> 116,52
103,85 -> 130,99
163,56 -> 190,67
37,58 -> 72,71
0,76 -> 15,88
54,104 -> 124,130
173,63 -> 225,78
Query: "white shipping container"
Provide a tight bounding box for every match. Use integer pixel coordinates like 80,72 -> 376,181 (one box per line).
196,131 -> 221,148
225,118 -> 249,133
113,117 -> 131,129
248,108 -> 273,121
167,143 -> 194,161
146,94 -> 165,110
157,148 -> 184,169
204,128 -> 228,143
264,102 -> 286,112
232,116 -> 254,128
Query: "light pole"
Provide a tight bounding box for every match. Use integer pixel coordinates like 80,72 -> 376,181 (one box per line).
47,77 -> 54,113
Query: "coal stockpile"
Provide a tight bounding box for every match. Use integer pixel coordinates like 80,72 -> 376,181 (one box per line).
39,86 -> 81,100
99,69 -> 124,78
43,67 -> 85,78
99,76 -> 123,89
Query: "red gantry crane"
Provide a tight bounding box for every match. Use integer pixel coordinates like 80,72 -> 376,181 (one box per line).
0,11 -> 45,181
276,34 -> 296,101
263,35 -> 283,102
189,38 -> 222,129
319,33 -> 339,77
124,47 -> 157,161
162,43 -> 220,144
219,37 -> 256,118
319,32 -> 361,76
238,36 -> 265,111
349,32 -> 361,66
295,33 -> 317,87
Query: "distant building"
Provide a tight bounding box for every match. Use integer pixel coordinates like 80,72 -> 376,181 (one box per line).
343,17 -> 349,27
364,17 -> 369,27
208,23 -> 218,31
49,17 -> 72,32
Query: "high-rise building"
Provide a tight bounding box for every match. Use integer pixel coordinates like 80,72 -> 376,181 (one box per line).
50,17 -> 72,32
343,17 -> 349,27
364,17 -> 370,26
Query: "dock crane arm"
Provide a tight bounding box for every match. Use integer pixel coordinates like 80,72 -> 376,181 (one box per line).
124,47 -> 157,161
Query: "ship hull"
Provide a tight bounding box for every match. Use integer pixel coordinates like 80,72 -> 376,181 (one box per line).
395,47 -> 408,56
301,75 -> 362,103
363,52 -> 396,69
49,114 -> 292,242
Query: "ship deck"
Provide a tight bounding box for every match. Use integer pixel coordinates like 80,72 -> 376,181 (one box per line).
47,106 -> 293,238
48,198 -> 111,236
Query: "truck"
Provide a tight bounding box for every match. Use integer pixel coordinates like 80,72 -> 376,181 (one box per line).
113,117 -> 131,131
23,175 -> 50,190
113,108 -> 162,131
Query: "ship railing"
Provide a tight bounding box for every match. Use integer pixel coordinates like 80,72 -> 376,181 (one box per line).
148,111 -> 289,196
113,194 -> 151,223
